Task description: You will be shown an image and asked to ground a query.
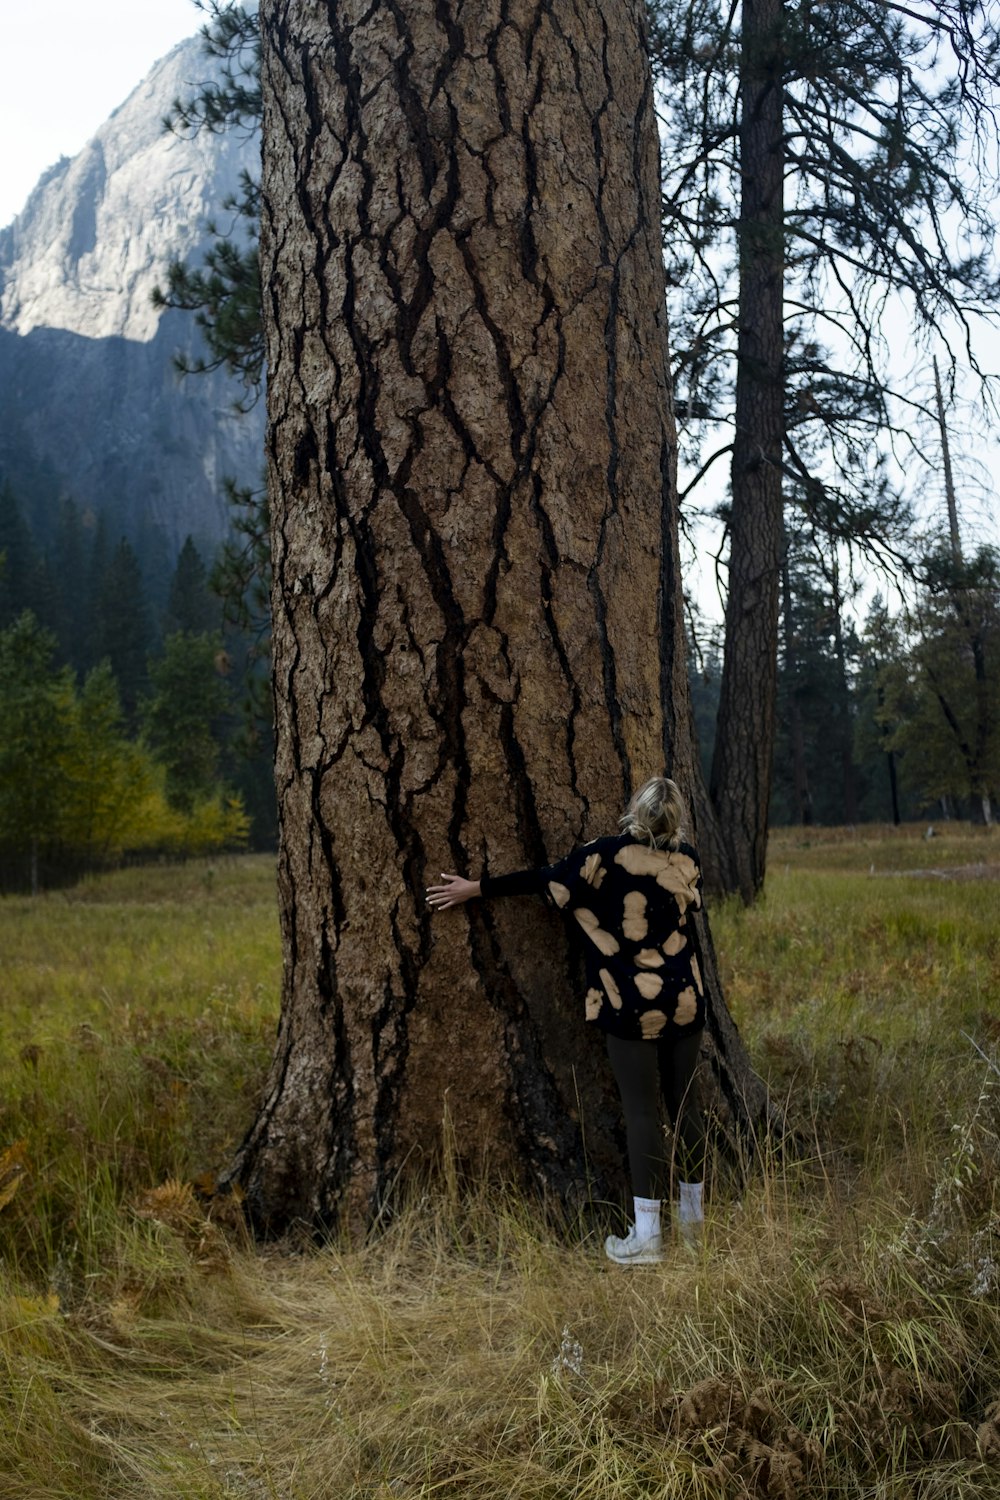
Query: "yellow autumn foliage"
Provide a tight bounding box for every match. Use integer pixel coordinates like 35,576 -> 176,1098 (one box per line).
114,780 -> 250,858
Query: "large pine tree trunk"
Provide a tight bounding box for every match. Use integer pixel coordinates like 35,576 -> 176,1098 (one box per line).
709,0 -> 785,903
235,0 -> 772,1233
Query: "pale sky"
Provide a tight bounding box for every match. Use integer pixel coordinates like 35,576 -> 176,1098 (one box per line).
0,0 -> 202,228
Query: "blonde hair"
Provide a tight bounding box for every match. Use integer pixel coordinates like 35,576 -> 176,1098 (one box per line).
619,776 -> 686,850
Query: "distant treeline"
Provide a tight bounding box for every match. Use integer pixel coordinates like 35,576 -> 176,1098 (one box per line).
2,476 -> 997,891
0,483 -> 275,891
691,538 -> 1000,830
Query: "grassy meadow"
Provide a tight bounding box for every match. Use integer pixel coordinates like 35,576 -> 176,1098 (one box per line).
2,828 -> 1000,1498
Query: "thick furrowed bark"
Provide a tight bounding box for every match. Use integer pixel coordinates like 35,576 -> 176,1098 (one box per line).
235,0 -> 773,1233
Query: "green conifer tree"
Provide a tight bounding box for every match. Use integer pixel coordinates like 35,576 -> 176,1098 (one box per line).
0,485 -> 43,631
166,537 -> 220,636
882,548 -> 1000,821
0,613 -> 76,892
91,538 -> 152,728
59,662 -> 153,861
854,599 -> 909,825
47,498 -> 89,672
142,631 -> 232,813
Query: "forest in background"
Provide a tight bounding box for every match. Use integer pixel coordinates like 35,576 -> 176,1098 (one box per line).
0,481 -> 275,891
2,451 -> 997,896
688,531 -> 1000,830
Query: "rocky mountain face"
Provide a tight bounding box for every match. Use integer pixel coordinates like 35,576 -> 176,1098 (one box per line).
0,32 -> 263,553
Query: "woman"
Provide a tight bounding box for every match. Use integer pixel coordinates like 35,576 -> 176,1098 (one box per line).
425,775 -> 707,1264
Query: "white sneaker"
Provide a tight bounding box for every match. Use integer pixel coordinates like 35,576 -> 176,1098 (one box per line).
604,1224 -> 664,1265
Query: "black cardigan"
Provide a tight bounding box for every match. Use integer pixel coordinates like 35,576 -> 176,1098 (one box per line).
480,832 -> 705,1041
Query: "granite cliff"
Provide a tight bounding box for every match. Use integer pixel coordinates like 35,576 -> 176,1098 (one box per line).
0,31 -> 263,551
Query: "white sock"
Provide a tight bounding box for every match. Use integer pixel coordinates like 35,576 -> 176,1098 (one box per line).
633,1196 -> 662,1241
678,1181 -> 704,1224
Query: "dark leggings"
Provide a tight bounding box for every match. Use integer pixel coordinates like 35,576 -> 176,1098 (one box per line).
606,1029 -> 706,1198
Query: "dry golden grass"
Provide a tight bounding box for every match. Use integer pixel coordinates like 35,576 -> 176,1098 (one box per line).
4,1169 -> 1000,1498
1,836 -> 999,1498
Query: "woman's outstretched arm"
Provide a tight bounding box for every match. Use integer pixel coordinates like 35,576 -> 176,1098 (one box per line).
427,860 -> 561,910
425,873 -> 481,909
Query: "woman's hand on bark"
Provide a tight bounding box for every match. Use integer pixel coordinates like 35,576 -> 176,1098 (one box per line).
425,873 -> 481,909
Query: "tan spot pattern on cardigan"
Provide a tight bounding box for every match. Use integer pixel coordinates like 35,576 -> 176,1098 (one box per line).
573,907 -> 620,956
622,890 -> 648,941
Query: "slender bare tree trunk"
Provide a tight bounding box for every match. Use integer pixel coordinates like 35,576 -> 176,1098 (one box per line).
781,554 -> 812,827
710,0 -> 784,903
887,746 -> 901,825
234,0 -> 772,1233
933,356 -> 962,567
874,673 -> 903,825
827,565 -> 858,824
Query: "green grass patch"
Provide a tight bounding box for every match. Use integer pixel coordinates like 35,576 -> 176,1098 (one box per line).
0,856 -> 280,1279
769,820 -> 1000,874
